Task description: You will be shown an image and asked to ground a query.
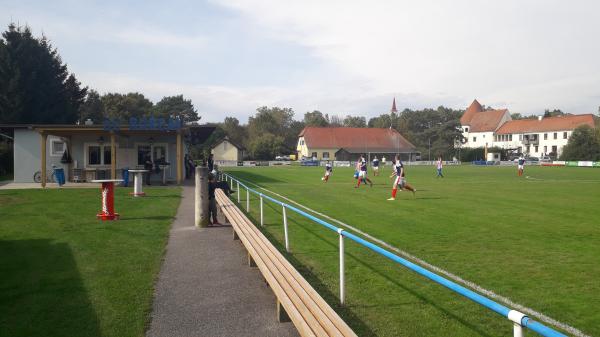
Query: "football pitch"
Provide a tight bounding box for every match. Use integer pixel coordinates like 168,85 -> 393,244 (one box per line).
223,164 -> 599,337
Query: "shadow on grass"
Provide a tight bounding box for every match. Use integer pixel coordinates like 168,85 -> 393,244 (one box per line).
0,239 -> 101,337
247,201 -> 494,337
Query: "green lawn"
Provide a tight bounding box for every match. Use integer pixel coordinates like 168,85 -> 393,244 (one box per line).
0,187 -> 181,337
224,165 -> 600,337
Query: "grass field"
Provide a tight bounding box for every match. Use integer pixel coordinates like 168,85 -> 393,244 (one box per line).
0,187 -> 181,337
224,164 -> 600,337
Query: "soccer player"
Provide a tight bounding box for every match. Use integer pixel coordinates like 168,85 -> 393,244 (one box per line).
388,155 -> 416,200
436,156 -> 444,178
322,161 -> 333,182
355,155 -> 373,188
517,156 -> 525,176
372,156 -> 380,176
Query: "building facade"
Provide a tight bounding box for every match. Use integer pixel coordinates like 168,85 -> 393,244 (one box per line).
460,100 -> 596,158
211,137 -> 244,161
297,127 -> 419,161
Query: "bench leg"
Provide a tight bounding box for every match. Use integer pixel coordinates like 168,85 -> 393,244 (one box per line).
277,299 -> 291,323
247,253 -> 257,267
233,229 -> 239,240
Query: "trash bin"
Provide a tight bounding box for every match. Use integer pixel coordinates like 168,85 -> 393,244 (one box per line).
121,168 -> 130,187
53,167 -> 65,186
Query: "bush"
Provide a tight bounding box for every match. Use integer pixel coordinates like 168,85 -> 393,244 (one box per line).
560,125 -> 600,161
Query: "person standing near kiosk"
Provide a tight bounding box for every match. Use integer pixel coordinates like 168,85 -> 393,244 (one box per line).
144,154 -> 153,185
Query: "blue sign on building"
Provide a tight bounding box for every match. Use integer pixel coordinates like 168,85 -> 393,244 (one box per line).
103,117 -> 183,132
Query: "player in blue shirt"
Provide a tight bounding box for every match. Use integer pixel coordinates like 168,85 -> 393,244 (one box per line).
322,161 -> 333,182
355,155 -> 373,188
372,156 -> 380,176
517,156 -> 525,176
388,155 -> 416,200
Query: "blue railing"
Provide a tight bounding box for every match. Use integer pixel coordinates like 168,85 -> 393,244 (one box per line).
222,172 -> 567,337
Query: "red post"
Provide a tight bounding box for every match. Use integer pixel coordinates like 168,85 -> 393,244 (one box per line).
97,181 -> 120,220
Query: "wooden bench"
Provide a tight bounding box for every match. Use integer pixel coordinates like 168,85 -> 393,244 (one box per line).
215,189 -> 357,337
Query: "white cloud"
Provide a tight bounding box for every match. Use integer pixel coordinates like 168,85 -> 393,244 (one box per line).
212,0 -> 600,115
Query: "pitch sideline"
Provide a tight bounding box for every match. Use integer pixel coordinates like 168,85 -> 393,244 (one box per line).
230,174 -> 589,337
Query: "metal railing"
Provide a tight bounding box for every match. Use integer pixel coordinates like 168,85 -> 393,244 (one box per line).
222,173 -> 567,337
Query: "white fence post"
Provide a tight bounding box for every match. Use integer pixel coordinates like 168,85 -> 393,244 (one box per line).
246,188 -> 250,211
260,194 -> 264,226
508,310 -> 526,337
338,228 -> 345,305
283,205 -> 289,252
237,181 -> 240,203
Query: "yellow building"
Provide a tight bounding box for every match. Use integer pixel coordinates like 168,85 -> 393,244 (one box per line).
212,137 -> 244,161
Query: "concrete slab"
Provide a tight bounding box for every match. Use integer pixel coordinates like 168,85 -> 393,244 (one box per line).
146,184 -> 298,337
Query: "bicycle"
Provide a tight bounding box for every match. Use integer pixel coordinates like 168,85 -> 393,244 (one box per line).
33,166 -> 57,183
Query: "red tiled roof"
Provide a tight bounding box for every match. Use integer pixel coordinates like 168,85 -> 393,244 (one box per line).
468,109 -> 509,132
496,114 -> 595,134
460,99 -> 483,125
299,127 -> 417,152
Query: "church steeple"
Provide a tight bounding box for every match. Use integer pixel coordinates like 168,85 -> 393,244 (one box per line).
391,97 -> 398,113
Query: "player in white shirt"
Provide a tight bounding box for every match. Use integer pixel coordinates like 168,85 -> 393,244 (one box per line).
321,161 -> 333,182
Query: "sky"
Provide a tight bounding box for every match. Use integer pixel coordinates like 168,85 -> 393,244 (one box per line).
2,0 -> 600,123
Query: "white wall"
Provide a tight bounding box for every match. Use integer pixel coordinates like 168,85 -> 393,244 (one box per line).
13,130 -> 66,183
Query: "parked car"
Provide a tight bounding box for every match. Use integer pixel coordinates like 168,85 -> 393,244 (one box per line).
540,156 -> 552,163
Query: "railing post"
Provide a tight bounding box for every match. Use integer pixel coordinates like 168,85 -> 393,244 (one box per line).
508,310 -> 526,337
283,205 -> 289,252
246,188 -> 250,211
194,166 -> 209,227
260,194 -> 264,226
338,228 -> 345,305
237,181 -> 240,203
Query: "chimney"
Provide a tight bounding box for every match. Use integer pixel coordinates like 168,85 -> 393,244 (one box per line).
84,118 -> 93,125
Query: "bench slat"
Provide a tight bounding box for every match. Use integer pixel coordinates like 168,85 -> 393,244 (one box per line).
217,194 -> 318,337
216,190 -> 357,337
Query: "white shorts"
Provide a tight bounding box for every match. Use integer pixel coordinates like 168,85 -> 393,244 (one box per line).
518,165 -> 524,170
325,171 -> 331,176
373,166 -> 379,171
359,171 -> 367,178
394,176 -> 406,188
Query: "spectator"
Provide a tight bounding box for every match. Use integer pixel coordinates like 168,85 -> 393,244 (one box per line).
144,155 -> 153,185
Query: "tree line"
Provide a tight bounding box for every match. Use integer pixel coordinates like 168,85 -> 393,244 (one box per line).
1,22 -> 599,163
0,23 -> 199,126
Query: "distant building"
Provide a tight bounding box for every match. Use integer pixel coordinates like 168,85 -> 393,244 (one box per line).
297,127 -> 419,162
460,99 -> 596,157
211,137 -> 244,162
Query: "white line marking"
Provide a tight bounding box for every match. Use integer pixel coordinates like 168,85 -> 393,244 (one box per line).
230,173 -> 589,337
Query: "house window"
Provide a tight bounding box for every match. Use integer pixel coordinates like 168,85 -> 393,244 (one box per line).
223,141 -> 228,151
544,133 -> 548,140
464,127 -> 469,132
137,145 -> 151,165
50,139 -> 65,157
472,137 -> 476,142
563,132 -> 567,139
323,152 -> 330,159
509,135 -> 512,141
553,132 -> 557,139
88,146 -> 101,165
534,146 -> 538,152
137,144 -> 168,165
104,146 -> 112,165
483,134 -> 485,138
544,146 -> 547,153
311,152 -> 317,159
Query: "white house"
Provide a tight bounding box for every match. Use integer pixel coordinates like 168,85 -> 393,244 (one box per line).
460,99 -> 512,148
460,99 -> 596,158
494,114 -> 596,157
211,137 -> 244,162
